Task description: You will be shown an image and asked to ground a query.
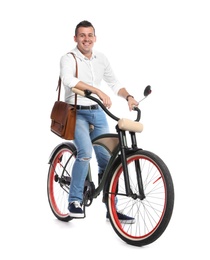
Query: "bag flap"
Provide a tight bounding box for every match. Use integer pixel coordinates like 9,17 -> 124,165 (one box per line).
50,101 -> 74,125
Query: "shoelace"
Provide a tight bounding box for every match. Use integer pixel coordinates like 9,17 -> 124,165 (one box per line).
73,201 -> 82,208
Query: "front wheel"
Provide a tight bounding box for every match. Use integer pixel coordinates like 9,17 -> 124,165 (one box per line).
106,150 -> 174,247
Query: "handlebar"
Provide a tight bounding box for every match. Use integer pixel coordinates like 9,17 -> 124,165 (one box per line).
72,88 -> 141,122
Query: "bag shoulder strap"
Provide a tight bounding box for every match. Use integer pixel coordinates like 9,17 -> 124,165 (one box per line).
57,52 -> 78,105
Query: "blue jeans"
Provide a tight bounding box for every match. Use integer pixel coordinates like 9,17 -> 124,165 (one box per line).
68,107 -> 111,203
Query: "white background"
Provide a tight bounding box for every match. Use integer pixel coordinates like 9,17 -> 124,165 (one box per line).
0,0 -> 209,259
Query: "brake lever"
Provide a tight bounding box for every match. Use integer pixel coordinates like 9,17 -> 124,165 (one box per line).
132,106 -> 141,121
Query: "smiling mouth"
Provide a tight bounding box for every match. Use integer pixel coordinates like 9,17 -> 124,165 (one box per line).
83,42 -> 91,46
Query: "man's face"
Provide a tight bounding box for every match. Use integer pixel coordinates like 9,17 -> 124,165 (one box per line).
74,26 -> 96,57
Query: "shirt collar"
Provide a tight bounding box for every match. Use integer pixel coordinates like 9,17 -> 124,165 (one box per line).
72,46 -> 96,61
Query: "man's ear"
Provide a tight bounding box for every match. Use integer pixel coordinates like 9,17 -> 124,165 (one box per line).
74,36 -> 77,42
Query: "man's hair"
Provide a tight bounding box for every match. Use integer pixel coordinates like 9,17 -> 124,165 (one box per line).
75,20 -> 95,36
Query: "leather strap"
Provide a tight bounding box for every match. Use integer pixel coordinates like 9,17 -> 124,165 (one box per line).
56,52 -> 78,105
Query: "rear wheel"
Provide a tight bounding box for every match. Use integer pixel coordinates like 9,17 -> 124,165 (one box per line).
106,150 -> 174,246
47,143 -> 76,222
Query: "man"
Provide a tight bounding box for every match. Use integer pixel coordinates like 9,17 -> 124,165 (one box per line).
60,20 -> 138,223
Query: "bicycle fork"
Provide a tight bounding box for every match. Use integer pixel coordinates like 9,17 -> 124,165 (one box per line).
117,129 -> 146,200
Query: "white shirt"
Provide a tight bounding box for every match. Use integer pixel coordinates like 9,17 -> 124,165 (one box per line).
60,47 -> 122,106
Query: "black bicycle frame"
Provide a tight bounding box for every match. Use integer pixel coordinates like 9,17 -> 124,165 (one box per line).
116,127 -> 145,200
73,89 -> 145,201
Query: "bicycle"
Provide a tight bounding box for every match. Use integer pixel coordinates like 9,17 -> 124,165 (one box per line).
47,85 -> 174,247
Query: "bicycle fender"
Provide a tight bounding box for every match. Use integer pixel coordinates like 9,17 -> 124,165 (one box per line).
48,142 -> 77,164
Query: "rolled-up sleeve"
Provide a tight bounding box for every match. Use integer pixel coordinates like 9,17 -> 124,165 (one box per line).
60,53 -> 80,88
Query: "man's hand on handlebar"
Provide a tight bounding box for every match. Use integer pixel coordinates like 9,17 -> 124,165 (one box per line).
96,90 -> 112,109
127,97 -> 139,111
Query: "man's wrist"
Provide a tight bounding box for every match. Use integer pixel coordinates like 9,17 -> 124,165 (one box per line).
126,95 -> 134,101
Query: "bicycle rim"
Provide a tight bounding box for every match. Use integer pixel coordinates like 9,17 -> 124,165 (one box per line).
47,146 -> 76,221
